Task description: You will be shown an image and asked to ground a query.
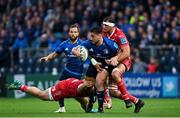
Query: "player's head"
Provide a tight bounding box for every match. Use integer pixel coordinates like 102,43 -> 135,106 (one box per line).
102,17 -> 115,33
89,26 -> 102,45
69,23 -> 80,41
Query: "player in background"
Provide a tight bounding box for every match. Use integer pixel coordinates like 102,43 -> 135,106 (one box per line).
7,78 -> 95,112
40,24 -> 85,113
101,17 -> 144,113
73,26 -> 120,113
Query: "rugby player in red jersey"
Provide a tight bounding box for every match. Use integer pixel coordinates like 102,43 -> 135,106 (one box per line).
101,17 -> 144,113
7,78 -> 95,112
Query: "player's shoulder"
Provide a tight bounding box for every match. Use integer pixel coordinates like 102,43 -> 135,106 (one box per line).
78,38 -> 85,44
82,39 -> 91,45
61,39 -> 70,45
103,36 -> 113,42
103,36 -> 116,45
115,27 -> 125,36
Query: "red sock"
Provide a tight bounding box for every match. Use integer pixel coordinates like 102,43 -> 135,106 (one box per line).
104,87 -> 111,102
117,80 -> 129,100
128,94 -> 138,103
20,85 -> 28,92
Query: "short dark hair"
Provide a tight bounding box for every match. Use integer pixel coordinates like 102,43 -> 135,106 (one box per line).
103,17 -> 114,23
69,23 -> 80,32
90,26 -> 102,34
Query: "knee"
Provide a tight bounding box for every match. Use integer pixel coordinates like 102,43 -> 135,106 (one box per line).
111,69 -> 120,79
95,78 -> 105,87
111,71 -> 119,79
111,68 -> 123,82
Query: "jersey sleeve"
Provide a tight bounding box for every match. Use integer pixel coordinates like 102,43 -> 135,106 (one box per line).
55,41 -> 66,54
105,38 -> 119,53
116,36 -> 129,47
81,40 -> 91,50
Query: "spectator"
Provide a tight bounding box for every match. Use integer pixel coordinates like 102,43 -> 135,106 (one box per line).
147,57 -> 158,73
13,31 -> 27,49
133,56 -> 147,73
46,28 -> 61,52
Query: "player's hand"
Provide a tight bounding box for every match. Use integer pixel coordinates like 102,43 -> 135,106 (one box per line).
95,63 -> 103,72
72,46 -> 81,58
103,98 -> 112,109
39,56 -> 49,62
105,56 -> 119,66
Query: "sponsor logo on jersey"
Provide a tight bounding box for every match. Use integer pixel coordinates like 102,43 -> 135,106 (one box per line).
113,43 -> 118,49
65,48 -> 69,51
103,49 -> 109,54
120,38 -> 127,44
89,48 -> 94,52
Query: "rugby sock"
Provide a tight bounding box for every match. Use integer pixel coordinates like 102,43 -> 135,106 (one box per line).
96,91 -> 104,112
117,80 -> 129,100
89,92 -> 95,103
59,99 -> 64,107
104,87 -> 111,102
129,94 -> 139,104
20,85 -> 28,92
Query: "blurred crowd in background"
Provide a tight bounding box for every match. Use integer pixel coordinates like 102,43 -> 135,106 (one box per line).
0,0 -> 179,74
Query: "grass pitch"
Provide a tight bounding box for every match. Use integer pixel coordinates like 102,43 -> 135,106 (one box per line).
0,98 -> 180,117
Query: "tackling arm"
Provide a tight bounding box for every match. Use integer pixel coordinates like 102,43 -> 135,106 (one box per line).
105,45 -> 130,66
115,45 -> 130,62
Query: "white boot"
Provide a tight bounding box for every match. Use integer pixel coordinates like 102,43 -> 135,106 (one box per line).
54,107 -> 66,113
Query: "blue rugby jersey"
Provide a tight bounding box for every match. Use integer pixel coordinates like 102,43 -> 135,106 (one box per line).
82,36 -> 119,63
55,38 -> 84,75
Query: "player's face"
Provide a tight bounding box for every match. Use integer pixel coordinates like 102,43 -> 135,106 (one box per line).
102,24 -> 112,33
89,32 -> 101,45
69,27 -> 79,40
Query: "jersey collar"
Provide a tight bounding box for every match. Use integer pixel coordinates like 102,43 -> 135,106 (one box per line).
109,27 -> 116,38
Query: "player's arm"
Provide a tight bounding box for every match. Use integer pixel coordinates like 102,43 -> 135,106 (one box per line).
115,45 -> 130,62
106,45 -> 130,66
40,41 -> 65,62
40,51 -> 59,62
88,55 -> 103,72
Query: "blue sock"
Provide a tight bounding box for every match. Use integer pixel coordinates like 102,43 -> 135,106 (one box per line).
59,98 -> 64,107
96,90 -> 104,112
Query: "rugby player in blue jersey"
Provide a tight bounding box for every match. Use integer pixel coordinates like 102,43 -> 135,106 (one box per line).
73,26 -> 120,113
40,24 -> 86,113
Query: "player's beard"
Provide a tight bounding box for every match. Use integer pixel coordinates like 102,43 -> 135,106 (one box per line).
70,35 -> 78,42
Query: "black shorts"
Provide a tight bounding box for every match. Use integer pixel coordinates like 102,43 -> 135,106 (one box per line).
86,63 -> 115,79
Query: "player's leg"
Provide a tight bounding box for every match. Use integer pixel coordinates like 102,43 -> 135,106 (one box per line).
128,94 -> 145,113
55,71 -> 68,113
95,69 -> 109,113
85,86 -> 97,112
75,97 -> 89,112
111,64 -> 132,108
103,77 -> 112,109
109,83 -> 144,113
8,81 -> 49,100
109,83 -> 122,98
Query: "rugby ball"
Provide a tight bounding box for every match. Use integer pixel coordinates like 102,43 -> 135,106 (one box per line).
80,46 -> 88,61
